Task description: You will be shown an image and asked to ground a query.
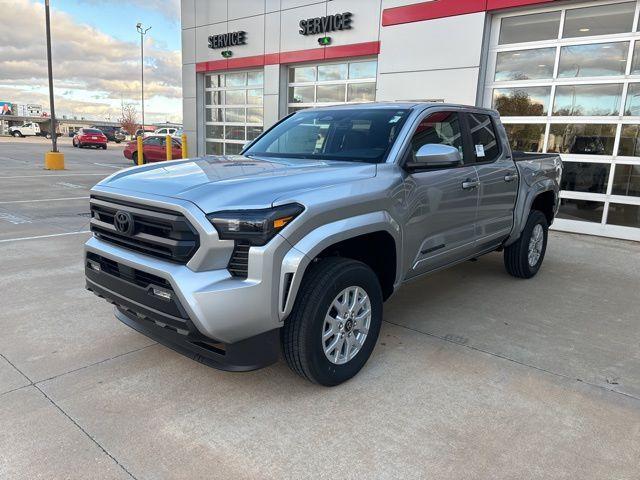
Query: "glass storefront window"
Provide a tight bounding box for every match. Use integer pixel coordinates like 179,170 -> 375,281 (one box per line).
631,42 -> 640,74
492,87 -> 550,116
348,83 -> 376,102
494,48 -> 555,81
624,83 -> 640,115
224,108 -> 245,123
607,203 -> 640,227
224,126 -> 245,141
288,60 -> 377,112
247,108 -> 263,124
562,2 -> 635,39
225,90 -> 245,105
247,126 -> 263,141
547,124 -> 617,155
557,198 -> 604,223
318,64 -> 347,81
612,164 -> 640,196
503,124 -> 545,152
553,84 -> 622,116
560,161 -> 610,194
289,86 -> 314,104
317,84 -> 346,103
206,142 -> 223,155
225,143 -> 244,155
205,70 -> 263,156
206,125 -> 223,139
617,125 -> 640,156
290,66 -> 316,83
558,42 -> 629,78
225,72 -> 246,87
348,61 -> 377,79
499,11 -> 561,45
247,71 -> 263,86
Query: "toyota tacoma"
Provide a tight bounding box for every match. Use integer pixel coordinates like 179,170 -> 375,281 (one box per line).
85,103 -> 562,386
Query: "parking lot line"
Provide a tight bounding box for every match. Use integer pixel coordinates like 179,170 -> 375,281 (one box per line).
0,174 -> 107,179
0,231 -> 91,243
0,196 -> 89,205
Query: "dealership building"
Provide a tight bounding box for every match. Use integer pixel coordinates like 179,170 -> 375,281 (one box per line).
181,0 -> 640,240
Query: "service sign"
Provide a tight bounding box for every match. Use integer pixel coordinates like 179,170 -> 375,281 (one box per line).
208,31 -> 247,50
299,12 -> 353,36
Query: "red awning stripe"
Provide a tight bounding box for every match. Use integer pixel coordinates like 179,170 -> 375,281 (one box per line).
195,41 -> 380,73
382,0 -> 557,27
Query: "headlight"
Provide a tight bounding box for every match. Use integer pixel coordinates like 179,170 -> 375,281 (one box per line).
207,203 -> 304,246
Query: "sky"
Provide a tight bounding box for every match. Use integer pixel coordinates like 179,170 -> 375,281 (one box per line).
0,0 -> 182,124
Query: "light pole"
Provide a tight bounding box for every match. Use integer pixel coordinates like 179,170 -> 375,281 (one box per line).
44,0 -> 63,169
136,22 -> 151,135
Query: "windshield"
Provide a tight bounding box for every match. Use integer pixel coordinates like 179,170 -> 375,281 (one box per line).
244,108 -> 410,163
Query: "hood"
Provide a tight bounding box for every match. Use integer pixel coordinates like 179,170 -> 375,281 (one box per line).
96,155 -> 377,213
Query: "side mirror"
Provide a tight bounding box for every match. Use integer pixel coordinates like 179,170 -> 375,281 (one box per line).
405,144 -> 463,171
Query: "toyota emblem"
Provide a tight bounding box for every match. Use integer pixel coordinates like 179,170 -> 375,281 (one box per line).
114,210 -> 134,236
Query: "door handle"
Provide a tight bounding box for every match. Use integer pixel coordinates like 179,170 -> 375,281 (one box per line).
462,180 -> 480,190
504,173 -> 519,182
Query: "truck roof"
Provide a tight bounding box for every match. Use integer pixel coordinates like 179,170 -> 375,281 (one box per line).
301,101 -> 499,116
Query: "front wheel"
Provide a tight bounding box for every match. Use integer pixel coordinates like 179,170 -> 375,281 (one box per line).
282,257 -> 383,386
504,210 -> 549,279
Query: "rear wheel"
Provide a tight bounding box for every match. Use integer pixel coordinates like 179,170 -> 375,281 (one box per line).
102,144 -> 107,150
12,131 -> 22,137
282,257 -> 383,386
504,210 -> 549,279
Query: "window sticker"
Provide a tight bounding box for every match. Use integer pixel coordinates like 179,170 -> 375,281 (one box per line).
475,144 -> 485,157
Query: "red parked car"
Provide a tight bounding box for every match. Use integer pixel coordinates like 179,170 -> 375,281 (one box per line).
73,128 -> 108,149
123,135 -> 182,165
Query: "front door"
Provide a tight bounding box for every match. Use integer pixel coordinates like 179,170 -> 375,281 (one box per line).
465,112 -> 518,250
402,110 -> 479,278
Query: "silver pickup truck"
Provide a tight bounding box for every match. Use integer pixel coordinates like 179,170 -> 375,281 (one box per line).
85,103 -> 562,386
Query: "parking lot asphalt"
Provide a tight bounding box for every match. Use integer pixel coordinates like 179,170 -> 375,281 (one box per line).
1,136 -> 639,479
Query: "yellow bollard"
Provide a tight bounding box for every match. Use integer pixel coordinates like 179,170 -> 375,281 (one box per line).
166,134 -> 172,161
136,135 -> 144,165
181,133 -> 188,159
44,151 -> 65,170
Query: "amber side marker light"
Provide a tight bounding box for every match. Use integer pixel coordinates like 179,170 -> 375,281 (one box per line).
274,216 -> 294,229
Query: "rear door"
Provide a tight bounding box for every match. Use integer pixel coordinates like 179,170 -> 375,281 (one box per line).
402,110 -> 480,278
465,112 -> 518,250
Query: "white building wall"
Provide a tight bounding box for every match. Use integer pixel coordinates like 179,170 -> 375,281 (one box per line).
377,12 -> 486,104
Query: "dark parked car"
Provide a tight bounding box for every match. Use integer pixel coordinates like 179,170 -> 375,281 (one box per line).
91,125 -> 125,143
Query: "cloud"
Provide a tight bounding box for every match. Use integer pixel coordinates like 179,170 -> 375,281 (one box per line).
0,0 -> 182,123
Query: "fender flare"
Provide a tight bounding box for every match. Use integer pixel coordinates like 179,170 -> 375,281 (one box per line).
505,180 -> 559,247
277,211 -> 401,321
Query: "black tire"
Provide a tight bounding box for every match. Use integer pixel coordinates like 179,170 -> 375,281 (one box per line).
102,145 -> 107,150
131,152 -> 139,165
504,210 -> 549,279
12,131 -> 22,138
73,139 -> 78,147
282,257 -> 383,386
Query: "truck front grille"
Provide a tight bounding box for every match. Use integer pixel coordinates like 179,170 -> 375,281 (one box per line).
89,195 -> 199,263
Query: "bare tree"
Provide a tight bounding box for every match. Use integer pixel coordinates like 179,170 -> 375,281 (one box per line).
119,104 -> 139,137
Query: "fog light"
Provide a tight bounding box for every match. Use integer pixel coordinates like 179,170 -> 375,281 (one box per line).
87,260 -> 101,271
151,286 -> 172,301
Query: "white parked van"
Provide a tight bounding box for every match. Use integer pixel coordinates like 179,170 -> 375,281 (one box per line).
9,122 -> 41,137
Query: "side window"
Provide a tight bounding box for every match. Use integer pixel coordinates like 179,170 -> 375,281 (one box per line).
409,111 -> 465,162
144,137 -> 161,146
467,113 -> 500,162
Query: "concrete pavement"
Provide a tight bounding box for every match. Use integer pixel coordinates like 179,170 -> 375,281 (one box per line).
0,137 -> 639,479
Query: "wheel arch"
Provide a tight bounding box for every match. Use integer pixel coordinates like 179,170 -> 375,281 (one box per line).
278,211 -> 401,321
506,181 -> 559,247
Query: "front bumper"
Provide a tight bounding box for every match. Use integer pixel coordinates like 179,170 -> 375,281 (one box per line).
85,249 -> 280,371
